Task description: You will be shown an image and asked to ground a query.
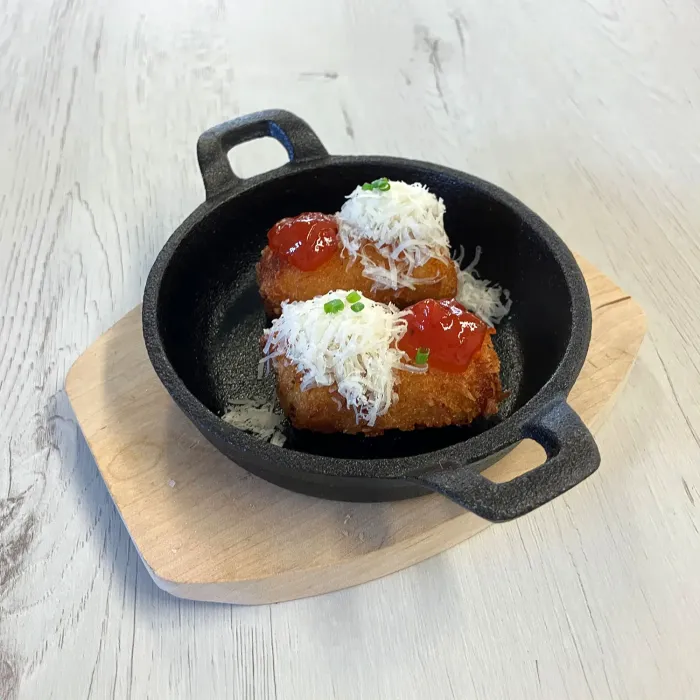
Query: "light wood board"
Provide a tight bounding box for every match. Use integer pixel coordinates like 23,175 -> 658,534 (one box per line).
65,255 -> 645,604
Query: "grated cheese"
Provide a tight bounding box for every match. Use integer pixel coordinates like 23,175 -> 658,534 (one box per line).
222,399 -> 287,446
336,180 -> 451,290
454,246 -> 512,326
261,292 -> 410,426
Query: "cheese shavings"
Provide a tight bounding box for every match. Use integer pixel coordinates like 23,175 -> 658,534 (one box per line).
455,246 -> 512,327
262,292 -> 409,426
222,399 -> 287,446
336,180 -> 450,290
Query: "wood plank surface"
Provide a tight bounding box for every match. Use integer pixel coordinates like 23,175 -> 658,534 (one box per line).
1,0 -> 699,697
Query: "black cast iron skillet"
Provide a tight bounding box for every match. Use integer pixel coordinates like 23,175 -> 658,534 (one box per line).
143,109 -> 600,522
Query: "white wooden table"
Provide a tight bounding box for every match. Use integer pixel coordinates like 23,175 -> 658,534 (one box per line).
2,0 -> 700,697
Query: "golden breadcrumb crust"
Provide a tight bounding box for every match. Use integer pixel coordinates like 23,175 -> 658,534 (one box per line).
256,246 -> 458,317
272,334 -> 502,435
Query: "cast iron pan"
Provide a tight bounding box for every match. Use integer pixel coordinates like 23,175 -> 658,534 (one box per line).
142,110 -> 600,522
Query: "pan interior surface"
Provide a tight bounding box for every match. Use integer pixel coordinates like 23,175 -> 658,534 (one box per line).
157,162 -> 574,460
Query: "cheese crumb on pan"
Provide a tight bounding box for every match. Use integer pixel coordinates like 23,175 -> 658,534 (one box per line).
336,180 -> 450,290
455,246 -> 512,327
222,399 -> 287,446
261,292 -> 410,426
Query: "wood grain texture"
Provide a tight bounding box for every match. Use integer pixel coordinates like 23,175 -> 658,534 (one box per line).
1,0 -> 699,696
64,257 -> 644,604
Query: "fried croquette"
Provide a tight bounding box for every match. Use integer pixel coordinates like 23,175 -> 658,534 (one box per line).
272,334 -> 501,435
257,246 -> 458,317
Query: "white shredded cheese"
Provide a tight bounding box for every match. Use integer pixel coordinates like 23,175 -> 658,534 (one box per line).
222,399 -> 286,446
336,180 -> 451,290
261,291 -> 410,426
455,246 -> 512,326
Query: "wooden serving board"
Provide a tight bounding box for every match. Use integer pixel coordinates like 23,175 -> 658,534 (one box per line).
66,255 -> 645,604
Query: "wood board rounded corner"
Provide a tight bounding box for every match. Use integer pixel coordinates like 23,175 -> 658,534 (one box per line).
66,255 -> 646,604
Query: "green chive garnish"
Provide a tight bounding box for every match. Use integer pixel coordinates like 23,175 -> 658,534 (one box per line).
346,291 -> 361,303
324,299 -> 344,314
415,347 -> 430,365
350,302 -> 365,313
360,177 -> 390,192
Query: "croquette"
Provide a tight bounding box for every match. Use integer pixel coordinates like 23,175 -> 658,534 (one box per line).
272,334 -> 501,435
257,246 -> 458,317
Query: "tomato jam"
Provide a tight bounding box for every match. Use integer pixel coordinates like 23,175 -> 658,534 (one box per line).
267,213 -> 338,271
399,298 -> 489,373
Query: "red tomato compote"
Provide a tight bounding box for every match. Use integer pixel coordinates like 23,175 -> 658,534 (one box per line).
267,213 -> 338,271
399,298 -> 489,373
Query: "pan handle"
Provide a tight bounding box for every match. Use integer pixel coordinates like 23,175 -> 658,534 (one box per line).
410,396 -> 600,522
196,110 -> 329,200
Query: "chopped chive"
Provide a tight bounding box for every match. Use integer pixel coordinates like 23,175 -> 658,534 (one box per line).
415,347 -> 430,365
324,299 -> 345,314
350,302 -> 365,313
346,291 -> 361,303
360,177 -> 390,192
